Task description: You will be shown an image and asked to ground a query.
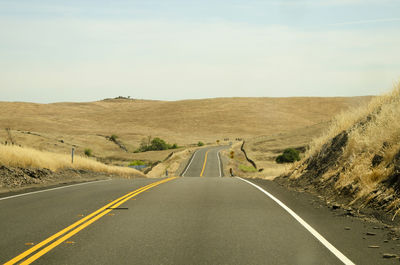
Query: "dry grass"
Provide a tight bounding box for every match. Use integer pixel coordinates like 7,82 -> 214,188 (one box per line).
146,148 -> 199,178
288,82 -> 400,206
0,144 -> 144,178
223,142 -> 290,180
0,96 -> 371,165
234,122 -> 331,179
307,86 -> 400,158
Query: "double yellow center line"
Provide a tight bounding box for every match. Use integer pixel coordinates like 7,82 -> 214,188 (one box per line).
5,177 -> 176,265
199,150 -> 209,177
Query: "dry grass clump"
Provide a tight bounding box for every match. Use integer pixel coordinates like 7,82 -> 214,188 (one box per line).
338,85 -> 400,195
291,82 -> 400,207
308,85 -> 400,158
0,144 -> 144,177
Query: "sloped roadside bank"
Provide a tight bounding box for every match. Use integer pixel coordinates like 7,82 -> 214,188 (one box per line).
245,177 -> 400,263
0,144 -> 146,196
0,166 -> 138,197
274,85 -> 400,220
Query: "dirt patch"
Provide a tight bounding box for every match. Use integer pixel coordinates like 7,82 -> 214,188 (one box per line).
305,130 -> 348,178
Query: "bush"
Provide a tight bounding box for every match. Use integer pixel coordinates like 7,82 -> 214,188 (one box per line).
110,134 -> 118,142
150,137 -> 168,150
84,148 -> 92,157
136,136 -> 178,152
197,141 -> 204,146
276,148 -> 300,163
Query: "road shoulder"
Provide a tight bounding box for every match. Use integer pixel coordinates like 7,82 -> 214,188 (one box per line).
245,177 -> 400,264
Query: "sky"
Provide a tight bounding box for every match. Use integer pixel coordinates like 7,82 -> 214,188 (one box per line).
0,0 -> 400,102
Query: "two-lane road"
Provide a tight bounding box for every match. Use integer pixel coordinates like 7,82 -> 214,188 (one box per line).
1,146 -> 388,264
181,146 -> 226,177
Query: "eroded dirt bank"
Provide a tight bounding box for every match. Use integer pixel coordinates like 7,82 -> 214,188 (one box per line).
0,166 -> 118,196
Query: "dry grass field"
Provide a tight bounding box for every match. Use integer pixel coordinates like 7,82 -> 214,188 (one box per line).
0,96 -> 371,168
0,144 -> 144,177
233,122 -> 330,179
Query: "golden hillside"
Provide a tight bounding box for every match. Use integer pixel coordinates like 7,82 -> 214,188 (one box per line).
0,97 -> 371,164
282,83 -> 400,214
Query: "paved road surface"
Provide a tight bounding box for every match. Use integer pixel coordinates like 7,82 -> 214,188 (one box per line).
1,146 -> 394,264
181,146 -> 226,177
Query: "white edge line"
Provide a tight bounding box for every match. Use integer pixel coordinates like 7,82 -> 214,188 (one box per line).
236,177 -> 355,265
181,150 -> 198,176
0,179 -> 111,201
217,151 -> 222,178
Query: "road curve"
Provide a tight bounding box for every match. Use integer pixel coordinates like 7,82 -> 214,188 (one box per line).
1,146 -> 386,264
181,146 -> 227,177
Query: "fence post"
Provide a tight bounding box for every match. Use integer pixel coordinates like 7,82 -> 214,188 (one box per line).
71,148 -> 75,164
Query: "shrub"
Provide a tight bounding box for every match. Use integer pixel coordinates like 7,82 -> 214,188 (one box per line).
129,160 -> 146,166
150,137 -> 168,150
136,136 -> 177,152
84,148 -> 92,157
110,134 -> 118,142
276,148 -> 300,163
197,141 -> 204,146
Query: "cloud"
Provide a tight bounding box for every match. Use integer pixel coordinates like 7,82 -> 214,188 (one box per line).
274,0 -> 396,6
0,17 -> 399,102
329,18 -> 400,26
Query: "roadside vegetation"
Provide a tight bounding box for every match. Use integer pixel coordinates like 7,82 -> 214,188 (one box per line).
197,141 -> 204,146
0,144 -> 144,177
110,134 -> 118,142
275,148 -> 301,164
239,164 -> 257,173
128,160 -> 147,166
0,97 -> 369,168
135,137 -> 178,153
286,83 -> 400,213
84,148 -> 93,157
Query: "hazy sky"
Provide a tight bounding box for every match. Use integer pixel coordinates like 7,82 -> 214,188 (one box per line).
1,0 -> 400,102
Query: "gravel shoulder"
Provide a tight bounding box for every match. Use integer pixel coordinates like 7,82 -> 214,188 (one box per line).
247,177 -> 400,264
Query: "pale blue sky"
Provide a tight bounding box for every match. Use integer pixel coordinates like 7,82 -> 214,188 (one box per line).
1,0 -> 399,102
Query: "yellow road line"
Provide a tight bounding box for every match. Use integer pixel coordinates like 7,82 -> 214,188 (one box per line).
5,177 -> 176,265
4,179 -> 167,265
200,150 -> 209,177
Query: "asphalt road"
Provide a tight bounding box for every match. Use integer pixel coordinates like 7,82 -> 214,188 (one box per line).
181,146 -> 226,177
0,146 -> 396,264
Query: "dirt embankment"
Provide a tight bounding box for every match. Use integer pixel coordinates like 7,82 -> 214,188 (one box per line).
276,84 -> 400,223
0,166 -> 113,195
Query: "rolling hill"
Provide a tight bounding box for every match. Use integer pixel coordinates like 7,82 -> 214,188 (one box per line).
0,96 -> 372,165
